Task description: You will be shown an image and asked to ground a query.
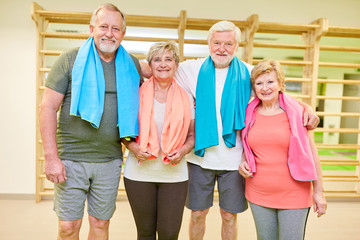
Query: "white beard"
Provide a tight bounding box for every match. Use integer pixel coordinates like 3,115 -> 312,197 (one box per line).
99,38 -> 118,53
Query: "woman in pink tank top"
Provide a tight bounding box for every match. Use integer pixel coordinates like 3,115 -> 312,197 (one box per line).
238,60 -> 327,240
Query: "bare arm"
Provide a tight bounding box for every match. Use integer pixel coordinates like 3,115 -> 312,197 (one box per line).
308,134 -> 327,217
167,119 -> 195,165
39,87 -> 67,183
139,61 -> 152,79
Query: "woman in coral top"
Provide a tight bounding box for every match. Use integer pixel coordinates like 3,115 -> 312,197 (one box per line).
122,42 -> 195,240
238,60 -> 327,240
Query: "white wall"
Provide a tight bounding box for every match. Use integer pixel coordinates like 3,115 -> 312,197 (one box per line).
1,0 -> 359,196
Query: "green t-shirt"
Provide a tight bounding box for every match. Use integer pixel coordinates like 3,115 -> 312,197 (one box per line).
45,48 -> 142,162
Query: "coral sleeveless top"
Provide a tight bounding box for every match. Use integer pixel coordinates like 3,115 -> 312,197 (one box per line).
245,111 -> 312,209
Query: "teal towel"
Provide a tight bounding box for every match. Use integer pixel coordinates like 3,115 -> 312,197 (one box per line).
194,56 -> 251,157
70,37 -> 140,138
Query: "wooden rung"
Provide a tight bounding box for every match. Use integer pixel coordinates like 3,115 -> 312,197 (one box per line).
316,111 -> 360,117
39,50 -> 63,56
186,18 -> 248,31
324,190 -> 357,193
35,10 -> 91,19
328,26 -> 360,34
323,175 -> 358,178
320,45 -> 360,52
124,36 -> 178,42
286,77 -> 312,82
320,159 -> 359,163
253,59 -> 312,66
48,19 -> 90,25
253,42 -> 311,49
316,96 -> 360,101
323,178 -> 360,182
314,127 -> 360,133
326,26 -> 360,38
321,162 -> 360,166
319,62 -> 360,68
126,15 -> 180,28
258,22 -> 319,33
287,94 -> 311,99
40,32 -> 89,39
320,157 -> 357,161
325,194 -> 360,198
317,79 -> 360,85
117,192 -> 127,197
315,144 -> 360,149
39,68 -> 50,73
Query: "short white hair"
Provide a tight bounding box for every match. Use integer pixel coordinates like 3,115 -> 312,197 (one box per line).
90,3 -> 126,32
207,21 -> 241,44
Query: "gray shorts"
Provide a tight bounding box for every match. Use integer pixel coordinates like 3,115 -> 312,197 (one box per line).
54,159 -> 122,221
186,162 -> 248,213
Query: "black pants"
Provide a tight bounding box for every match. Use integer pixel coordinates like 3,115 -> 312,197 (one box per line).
124,178 -> 188,240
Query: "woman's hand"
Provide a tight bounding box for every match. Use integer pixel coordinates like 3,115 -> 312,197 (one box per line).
166,119 -> 195,166
122,139 -> 151,163
166,149 -> 184,165
313,190 -> 327,217
134,149 -> 152,163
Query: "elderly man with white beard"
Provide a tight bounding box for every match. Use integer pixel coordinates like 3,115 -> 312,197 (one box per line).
39,3 -> 142,240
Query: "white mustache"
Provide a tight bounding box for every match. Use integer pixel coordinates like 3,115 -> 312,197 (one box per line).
215,51 -> 229,55
101,37 -> 117,42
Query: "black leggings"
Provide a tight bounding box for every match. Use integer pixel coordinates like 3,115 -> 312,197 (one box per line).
124,178 -> 188,240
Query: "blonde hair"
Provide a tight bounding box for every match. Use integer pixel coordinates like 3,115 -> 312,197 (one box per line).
250,59 -> 286,92
146,41 -> 180,65
90,3 -> 126,32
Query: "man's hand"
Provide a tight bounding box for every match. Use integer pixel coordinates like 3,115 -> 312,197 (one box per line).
140,61 -> 152,79
238,152 -> 252,178
303,107 -> 320,130
297,100 -> 320,130
45,156 -> 67,183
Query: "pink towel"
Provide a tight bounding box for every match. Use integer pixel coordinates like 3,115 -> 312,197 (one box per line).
242,92 -> 317,181
138,77 -> 191,163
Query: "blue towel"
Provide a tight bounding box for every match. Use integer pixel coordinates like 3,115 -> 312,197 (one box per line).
194,56 -> 251,157
70,37 -> 140,138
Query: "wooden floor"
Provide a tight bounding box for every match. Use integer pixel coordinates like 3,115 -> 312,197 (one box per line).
0,197 -> 359,239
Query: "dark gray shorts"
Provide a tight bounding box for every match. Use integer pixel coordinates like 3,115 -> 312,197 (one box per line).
54,159 -> 122,221
186,162 -> 248,213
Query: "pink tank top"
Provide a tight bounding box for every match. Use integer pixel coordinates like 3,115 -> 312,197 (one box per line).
245,111 -> 312,209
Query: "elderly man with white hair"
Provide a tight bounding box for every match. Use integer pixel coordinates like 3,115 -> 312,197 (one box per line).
39,3 -> 142,239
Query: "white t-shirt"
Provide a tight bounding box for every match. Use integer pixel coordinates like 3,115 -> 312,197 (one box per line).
124,93 -> 195,183
175,58 -> 253,171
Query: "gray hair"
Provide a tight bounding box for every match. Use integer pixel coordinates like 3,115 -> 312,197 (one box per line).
207,21 -> 241,45
146,41 -> 180,65
90,3 -> 126,32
